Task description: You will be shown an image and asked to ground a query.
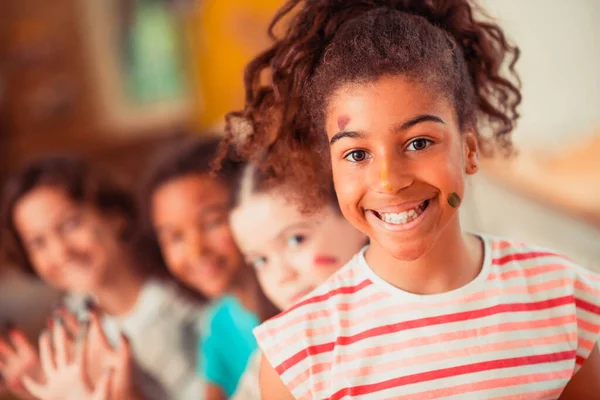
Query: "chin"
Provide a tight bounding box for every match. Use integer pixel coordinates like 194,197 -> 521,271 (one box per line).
377,234 -> 435,262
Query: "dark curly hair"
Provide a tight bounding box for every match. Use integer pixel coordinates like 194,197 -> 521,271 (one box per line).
0,155 -> 140,275
216,0 -> 521,209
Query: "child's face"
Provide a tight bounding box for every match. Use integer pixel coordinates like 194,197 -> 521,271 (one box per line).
151,174 -> 245,299
13,186 -> 124,293
230,191 -> 366,310
325,75 -> 478,261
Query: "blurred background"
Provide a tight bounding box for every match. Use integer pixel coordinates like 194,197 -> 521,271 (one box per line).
0,0 -> 598,388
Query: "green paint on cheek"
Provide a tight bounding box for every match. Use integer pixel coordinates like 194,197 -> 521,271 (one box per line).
447,192 -> 462,208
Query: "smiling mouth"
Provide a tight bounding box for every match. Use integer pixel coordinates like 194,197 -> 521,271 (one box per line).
370,199 -> 431,225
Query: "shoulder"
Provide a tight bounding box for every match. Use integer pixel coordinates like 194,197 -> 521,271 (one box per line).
253,252 -> 371,396
485,235 -> 600,366
485,235 -> 592,277
202,295 -> 240,338
485,234 -> 600,288
133,280 -> 206,332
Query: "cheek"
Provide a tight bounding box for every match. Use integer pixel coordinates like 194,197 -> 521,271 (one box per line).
211,226 -> 240,254
68,225 -> 107,251
333,177 -> 363,222
162,245 -> 183,271
295,250 -> 340,285
418,150 -> 466,195
32,260 -> 62,285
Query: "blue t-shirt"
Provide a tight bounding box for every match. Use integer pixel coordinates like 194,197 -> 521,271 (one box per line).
199,295 -> 260,397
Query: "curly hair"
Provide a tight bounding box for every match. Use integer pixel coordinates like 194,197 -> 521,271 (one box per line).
216,0 -> 521,209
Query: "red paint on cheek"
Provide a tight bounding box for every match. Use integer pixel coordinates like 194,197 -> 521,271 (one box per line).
337,115 -> 351,131
313,254 -> 339,266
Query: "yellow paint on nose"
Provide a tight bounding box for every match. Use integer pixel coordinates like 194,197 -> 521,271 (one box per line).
381,160 -> 393,193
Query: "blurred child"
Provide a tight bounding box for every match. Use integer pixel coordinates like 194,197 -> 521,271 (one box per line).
227,162 -> 367,399
141,137 -> 276,400
0,155 -> 202,399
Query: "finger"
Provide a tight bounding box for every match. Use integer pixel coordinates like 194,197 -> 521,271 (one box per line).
89,313 -> 112,351
0,337 -> 16,359
92,368 -> 113,400
117,334 -> 132,360
52,317 -> 68,368
112,334 -> 133,394
8,329 -> 35,357
75,319 -> 90,364
56,308 -> 80,339
38,331 -> 55,378
21,375 -> 45,399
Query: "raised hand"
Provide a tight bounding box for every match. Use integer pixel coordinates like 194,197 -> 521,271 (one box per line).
0,326 -> 42,400
21,319 -> 112,400
56,308 -> 142,400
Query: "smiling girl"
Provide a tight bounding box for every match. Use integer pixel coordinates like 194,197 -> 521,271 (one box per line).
218,0 -> 600,399
141,137 -> 275,400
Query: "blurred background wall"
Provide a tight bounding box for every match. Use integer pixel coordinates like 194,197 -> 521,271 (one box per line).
460,0 -> 600,270
0,0 -> 598,366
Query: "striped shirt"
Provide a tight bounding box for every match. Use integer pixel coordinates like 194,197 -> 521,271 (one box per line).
254,235 -> 600,399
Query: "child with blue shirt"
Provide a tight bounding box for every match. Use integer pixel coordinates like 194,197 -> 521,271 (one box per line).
142,136 -> 277,399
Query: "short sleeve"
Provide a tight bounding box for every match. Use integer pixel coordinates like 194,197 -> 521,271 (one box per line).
200,331 -> 230,390
573,266 -> 600,372
253,320 -> 313,399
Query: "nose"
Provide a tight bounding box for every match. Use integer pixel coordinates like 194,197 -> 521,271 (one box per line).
185,230 -> 212,265
370,151 -> 413,194
275,257 -> 299,285
47,236 -> 71,265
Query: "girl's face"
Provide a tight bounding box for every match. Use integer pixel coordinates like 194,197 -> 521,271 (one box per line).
13,186 -> 124,293
151,174 -> 244,299
325,75 -> 479,261
230,191 -> 366,310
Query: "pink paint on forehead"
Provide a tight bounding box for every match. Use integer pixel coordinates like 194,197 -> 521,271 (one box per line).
337,115 -> 351,131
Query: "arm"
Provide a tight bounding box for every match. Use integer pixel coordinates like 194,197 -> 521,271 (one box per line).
205,383 -> 227,400
259,354 -> 295,400
559,344 -> 600,399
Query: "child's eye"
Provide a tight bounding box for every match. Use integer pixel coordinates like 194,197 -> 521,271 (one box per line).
60,214 -> 82,233
202,213 -> 227,231
344,150 -> 371,163
251,256 -> 267,270
406,138 -> 432,152
287,234 -> 306,249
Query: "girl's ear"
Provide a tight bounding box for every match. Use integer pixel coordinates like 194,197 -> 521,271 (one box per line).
463,133 -> 480,175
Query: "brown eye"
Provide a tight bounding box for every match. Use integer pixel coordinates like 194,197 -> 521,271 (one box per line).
407,138 -> 432,151
344,150 -> 369,163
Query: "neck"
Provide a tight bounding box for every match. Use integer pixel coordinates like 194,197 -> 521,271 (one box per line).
92,252 -> 147,316
228,265 -> 260,314
367,218 -> 483,295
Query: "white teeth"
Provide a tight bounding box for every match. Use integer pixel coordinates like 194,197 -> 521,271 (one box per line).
377,202 -> 427,225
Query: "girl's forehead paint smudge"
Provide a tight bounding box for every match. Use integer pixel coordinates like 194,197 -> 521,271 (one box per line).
447,192 -> 462,208
337,115 -> 351,131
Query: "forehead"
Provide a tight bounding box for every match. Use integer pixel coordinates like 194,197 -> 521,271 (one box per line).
230,192 -> 316,250
151,174 -> 229,219
13,186 -> 80,231
326,75 -> 455,133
